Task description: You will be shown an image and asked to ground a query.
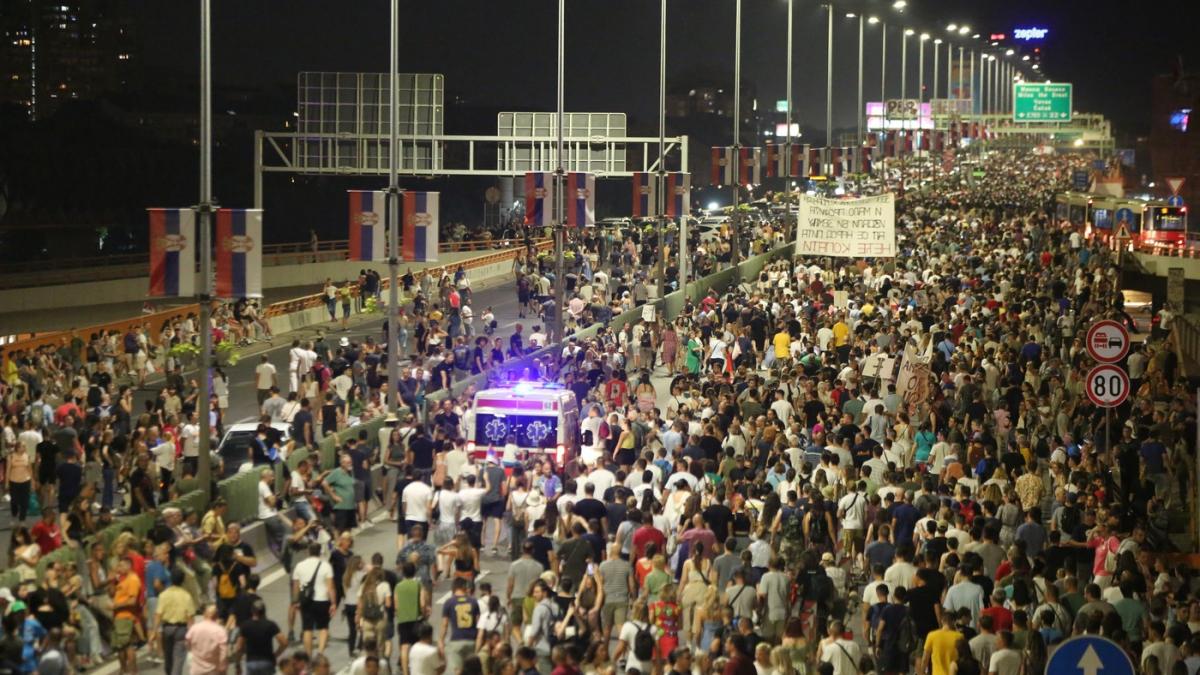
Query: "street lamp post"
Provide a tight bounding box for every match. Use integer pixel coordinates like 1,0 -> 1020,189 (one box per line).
385,0 -> 400,415
731,0 -> 741,281
825,3 -> 833,150
197,0 -> 214,490
855,13 -> 864,147
969,49 -> 975,114
901,29 -> 912,100
553,0 -> 565,340
918,34 -> 928,103
786,0 -> 795,240
656,0 -> 666,301
933,39 -> 941,101
880,22 -> 887,104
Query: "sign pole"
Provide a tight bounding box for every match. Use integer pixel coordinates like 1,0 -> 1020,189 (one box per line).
386,0 -> 401,416
553,0 -> 565,343
730,0 -> 742,285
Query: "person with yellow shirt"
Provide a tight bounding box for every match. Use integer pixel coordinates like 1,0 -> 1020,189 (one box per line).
832,315 -> 851,363
767,324 -> 791,370
919,611 -> 963,675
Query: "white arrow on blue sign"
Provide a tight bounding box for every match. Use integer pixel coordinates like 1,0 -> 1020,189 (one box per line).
1167,195 -> 1185,207
1045,635 -> 1135,675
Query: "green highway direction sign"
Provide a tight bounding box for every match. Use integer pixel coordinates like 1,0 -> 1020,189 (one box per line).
1013,82 -> 1073,122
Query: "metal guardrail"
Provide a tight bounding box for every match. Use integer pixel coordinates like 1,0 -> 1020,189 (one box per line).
0,241 -> 552,365
0,238 -> 542,289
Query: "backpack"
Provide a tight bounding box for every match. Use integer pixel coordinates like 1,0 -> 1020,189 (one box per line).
217,565 -> 238,600
27,404 -> 45,429
896,613 -> 917,653
633,623 -> 656,661
808,511 -> 829,545
361,586 -> 385,622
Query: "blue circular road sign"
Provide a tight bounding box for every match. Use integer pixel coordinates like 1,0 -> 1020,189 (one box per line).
1167,195 -> 1185,207
1045,635 -> 1134,675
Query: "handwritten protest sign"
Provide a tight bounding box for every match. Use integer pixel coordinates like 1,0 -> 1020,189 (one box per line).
795,193 -> 896,258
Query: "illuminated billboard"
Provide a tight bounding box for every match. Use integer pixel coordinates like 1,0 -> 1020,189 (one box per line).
1012,27 -> 1048,41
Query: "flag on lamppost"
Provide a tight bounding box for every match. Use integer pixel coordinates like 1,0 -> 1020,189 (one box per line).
665,172 -> 691,218
347,190 -> 387,262
147,208 -> 196,298
215,208 -> 263,299
737,147 -> 762,185
402,192 -> 439,262
524,172 -> 555,227
565,173 -> 595,227
632,172 -> 657,217
710,147 -> 735,186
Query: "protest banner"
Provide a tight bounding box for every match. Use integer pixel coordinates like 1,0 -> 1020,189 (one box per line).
795,193 -> 897,258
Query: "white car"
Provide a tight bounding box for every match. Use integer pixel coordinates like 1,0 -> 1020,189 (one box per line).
218,422 -> 291,477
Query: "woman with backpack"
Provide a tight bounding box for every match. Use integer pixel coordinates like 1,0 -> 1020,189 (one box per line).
356,567 -> 391,662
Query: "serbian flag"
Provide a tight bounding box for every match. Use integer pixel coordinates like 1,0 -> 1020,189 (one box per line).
919,132 -> 930,151
215,209 -> 263,299
792,144 -> 810,177
665,172 -> 690,218
566,173 -> 595,227
524,172 -> 554,227
632,172 -> 657,218
859,146 -> 874,174
842,147 -> 856,175
402,192 -> 439,262
903,133 -> 914,155
737,147 -> 762,185
830,147 -> 844,177
884,131 -> 897,158
710,147 -> 735,185
764,144 -> 790,178
148,208 -> 195,298
347,190 -> 387,261
807,146 -> 822,176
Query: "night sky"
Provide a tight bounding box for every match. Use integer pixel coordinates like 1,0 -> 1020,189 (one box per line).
133,0 -> 1200,138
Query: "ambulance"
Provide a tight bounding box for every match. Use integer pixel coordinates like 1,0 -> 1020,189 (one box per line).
466,383 -> 579,466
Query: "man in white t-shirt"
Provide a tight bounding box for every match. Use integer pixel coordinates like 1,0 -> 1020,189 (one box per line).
584,463 -> 616,498
288,340 -> 306,392
254,355 -> 277,406
457,474 -> 486,549
837,482 -> 868,558
331,370 -> 354,403
443,444 -> 468,483
818,620 -> 861,675
291,545 -> 336,655
400,473 -> 434,550
407,624 -> 442,675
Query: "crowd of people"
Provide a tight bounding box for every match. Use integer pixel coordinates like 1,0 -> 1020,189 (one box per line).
0,146 -> 1195,675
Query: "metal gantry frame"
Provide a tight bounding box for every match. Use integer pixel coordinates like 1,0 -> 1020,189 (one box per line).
251,130 -> 688,209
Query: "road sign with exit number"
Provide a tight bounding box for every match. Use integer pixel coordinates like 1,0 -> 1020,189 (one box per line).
1014,82 -> 1073,122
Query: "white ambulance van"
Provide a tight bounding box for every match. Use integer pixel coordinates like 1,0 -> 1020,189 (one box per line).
466,383 -> 579,467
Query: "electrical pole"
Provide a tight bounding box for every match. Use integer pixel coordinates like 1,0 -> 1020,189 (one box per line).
656,0 -> 667,303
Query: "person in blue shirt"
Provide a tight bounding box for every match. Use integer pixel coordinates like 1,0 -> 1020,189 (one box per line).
13,601 -> 45,675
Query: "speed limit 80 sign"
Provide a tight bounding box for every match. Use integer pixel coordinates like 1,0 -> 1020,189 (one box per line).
1086,364 -> 1130,408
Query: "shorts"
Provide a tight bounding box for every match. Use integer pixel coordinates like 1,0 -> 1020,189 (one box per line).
601,602 -> 628,630
354,480 -> 369,504
112,618 -> 135,649
301,601 -> 332,631
334,509 -> 358,531
361,617 -> 388,645
396,620 -> 420,645
402,519 -> 426,535
510,599 -> 526,627
482,500 -> 505,519
842,528 -> 863,552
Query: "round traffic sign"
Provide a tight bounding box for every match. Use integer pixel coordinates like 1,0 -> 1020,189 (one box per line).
1115,207 -> 1134,224
1085,319 -> 1130,363
1045,635 -> 1135,675
1086,364 -> 1130,408
1167,195 -> 1185,207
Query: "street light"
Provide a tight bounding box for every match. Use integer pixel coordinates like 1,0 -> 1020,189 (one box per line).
946,23 -> 957,31
868,15 -> 879,24
918,33 -> 929,105
892,0 -> 906,9
958,26 -> 970,35
852,11 -> 866,145
933,38 -> 942,100
1005,49 -> 1015,56
901,29 -> 913,100
1022,54 -> 1030,61
825,3 -> 834,149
